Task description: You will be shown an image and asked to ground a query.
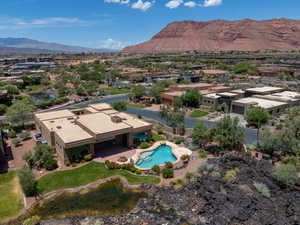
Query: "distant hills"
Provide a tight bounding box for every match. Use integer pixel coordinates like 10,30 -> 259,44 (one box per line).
0,38 -> 117,55
123,18 -> 300,53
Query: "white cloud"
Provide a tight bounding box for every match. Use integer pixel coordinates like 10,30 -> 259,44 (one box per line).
98,38 -> 127,50
202,0 -> 222,7
0,17 -> 92,29
184,1 -> 197,7
104,0 -> 130,4
131,0 -> 154,11
165,0 -> 183,9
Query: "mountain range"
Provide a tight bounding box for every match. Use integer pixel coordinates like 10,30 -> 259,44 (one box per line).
0,38 -> 116,55
123,18 -> 300,53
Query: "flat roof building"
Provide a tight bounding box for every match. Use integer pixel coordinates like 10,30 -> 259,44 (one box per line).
35,103 -> 152,164
231,97 -> 288,116
245,86 -> 285,96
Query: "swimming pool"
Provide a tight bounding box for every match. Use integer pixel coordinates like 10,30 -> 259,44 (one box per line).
135,144 -> 177,169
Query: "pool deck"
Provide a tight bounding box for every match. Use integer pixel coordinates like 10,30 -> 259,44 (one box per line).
132,141 -> 192,170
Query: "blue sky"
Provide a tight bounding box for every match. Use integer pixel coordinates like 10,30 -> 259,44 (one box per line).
1,0 -> 300,49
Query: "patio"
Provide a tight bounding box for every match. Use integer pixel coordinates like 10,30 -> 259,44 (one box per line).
93,143 -> 136,163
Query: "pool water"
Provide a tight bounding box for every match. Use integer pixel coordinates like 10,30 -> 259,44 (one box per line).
136,145 -> 177,169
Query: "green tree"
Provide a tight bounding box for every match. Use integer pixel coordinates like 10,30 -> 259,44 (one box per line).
17,165 -> 38,197
6,100 -> 35,127
159,105 -> 185,134
190,121 -> 212,148
245,107 -> 270,146
112,100 -> 128,112
131,85 -> 145,101
213,116 -> 245,151
3,85 -> 20,96
181,88 -> 202,108
149,83 -> 164,103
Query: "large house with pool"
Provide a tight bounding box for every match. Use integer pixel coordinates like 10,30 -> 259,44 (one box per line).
34,103 -> 153,165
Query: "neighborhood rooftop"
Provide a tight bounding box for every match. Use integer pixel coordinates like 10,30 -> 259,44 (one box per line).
233,97 -> 287,109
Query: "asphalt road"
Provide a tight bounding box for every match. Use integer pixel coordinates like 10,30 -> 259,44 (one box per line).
1,94 -> 258,145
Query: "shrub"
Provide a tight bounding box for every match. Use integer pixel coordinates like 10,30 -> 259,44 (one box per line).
198,149 -> 208,159
84,154 -> 93,162
165,161 -> 173,169
151,165 -> 161,175
12,137 -> 21,146
253,182 -> 271,198
44,159 -> 58,171
198,163 -> 218,174
156,125 -> 163,135
112,100 -> 128,112
174,137 -> 182,145
139,142 -> 152,149
23,216 -> 41,225
282,156 -> 300,169
185,172 -> 196,181
162,168 -> 174,179
176,179 -> 184,185
0,104 -> 7,115
223,169 -> 239,183
272,164 -> 298,185
8,129 -> 16,138
117,156 -> 128,163
181,154 -> 190,161
19,131 -> 30,141
17,165 -> 37,197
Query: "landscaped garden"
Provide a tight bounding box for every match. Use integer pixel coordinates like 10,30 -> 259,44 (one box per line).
190,110 -> 209,118
0,171 -> 24,222
37,162 -> 160,194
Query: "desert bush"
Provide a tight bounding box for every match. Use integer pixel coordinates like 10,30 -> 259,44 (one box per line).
162,168 -> 174,179
23,216 -> 41,225
181,154 -> 190,161
84,154 -> 93,162
18,165 -> 37,197
282,156 -> 300,169
20,131 -> 30,141
253,182 -> 271,198
44,159 -> 58,171
223,169 -> 239,183
198,163 -> 218,174
175,179 -> 184,185
151,165 -> 161,175
272,164 -> 298,185
173,137 -> 182,144
8,129 -> 16,138
139,142 -> 152,149
156,125 -> 163,135
12,137 -> 21,146
165,161 -> 173,169
198,149 -> 208,159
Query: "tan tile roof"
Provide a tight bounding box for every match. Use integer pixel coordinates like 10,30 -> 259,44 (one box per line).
36,110 -> 74,121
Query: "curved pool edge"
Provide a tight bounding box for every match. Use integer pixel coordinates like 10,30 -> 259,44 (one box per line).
133,141 -> 192,171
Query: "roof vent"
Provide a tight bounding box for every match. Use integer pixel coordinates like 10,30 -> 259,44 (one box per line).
111,116 -> 123,123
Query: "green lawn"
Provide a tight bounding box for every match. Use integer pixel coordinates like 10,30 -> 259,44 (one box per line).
127,103 -> 147,109
103,87 -> 130,95
0,171 -> 24,222
190,110 -> 209,118
37,162 -> 160,194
